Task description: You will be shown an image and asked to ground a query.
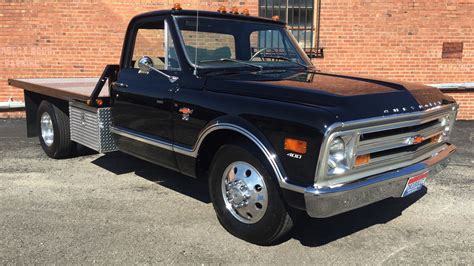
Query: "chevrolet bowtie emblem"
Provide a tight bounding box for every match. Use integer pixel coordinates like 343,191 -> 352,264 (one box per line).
179,107 -> 193,121
413,135 -> 425,144
406,135 -> 425,145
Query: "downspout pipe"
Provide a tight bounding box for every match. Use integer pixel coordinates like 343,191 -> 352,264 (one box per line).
0,101 -> 25,112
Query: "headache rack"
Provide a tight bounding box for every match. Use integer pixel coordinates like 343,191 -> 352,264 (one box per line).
315,104 -> 458,186
68,65 -> 119,153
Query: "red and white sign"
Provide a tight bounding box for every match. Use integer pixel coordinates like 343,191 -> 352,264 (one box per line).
402,171 -> 429,197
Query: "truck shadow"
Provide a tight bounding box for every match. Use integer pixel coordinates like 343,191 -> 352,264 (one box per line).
290,188 -> 426,247
91,152 -> 426,247
91,152 -> 211,203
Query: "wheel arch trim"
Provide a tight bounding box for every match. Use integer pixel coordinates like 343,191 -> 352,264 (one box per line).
176,122 -> 306,193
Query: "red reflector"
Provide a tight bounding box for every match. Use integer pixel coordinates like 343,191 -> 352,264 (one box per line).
179,107 -> 192,114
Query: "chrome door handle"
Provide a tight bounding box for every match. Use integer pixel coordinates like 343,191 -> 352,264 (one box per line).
112,82 -> 128,88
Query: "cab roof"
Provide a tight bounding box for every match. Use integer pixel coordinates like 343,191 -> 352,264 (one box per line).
131,9 -> 287,26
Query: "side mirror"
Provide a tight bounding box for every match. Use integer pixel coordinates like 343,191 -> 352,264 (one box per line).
137,55 -> 179,83
138,56 -> 154,75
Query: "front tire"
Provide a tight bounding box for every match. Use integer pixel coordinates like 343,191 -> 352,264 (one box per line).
37,100 -> 75,159
209,141 -> 294,245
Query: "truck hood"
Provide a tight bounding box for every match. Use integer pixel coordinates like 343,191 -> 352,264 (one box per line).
205,71 -> 455,120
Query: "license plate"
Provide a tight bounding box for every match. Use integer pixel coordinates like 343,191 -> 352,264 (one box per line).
402,172 -> 428,197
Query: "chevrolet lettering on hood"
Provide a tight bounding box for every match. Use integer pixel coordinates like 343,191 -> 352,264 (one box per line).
383,101 -> 444,115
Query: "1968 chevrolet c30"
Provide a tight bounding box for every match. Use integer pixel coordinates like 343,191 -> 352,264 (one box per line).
9,7 -> 458,245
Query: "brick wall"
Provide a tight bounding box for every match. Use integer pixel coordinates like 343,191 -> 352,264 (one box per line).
448,91 -> 474,120
181,31 -> 237,58
0,0 -> 473,119
315,0 -> 474,119
133,29 -> 166,65
0,0 -> 257,118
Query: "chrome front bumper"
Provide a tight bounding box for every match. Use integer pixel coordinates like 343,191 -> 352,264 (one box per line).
304,143 -> 456,218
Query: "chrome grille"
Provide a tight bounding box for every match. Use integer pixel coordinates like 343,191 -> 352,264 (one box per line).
356,118 -> 445,159
315,104 -> 458,187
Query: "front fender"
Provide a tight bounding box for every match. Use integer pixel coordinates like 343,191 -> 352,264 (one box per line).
188,115 -> 307,193
173,87 -> 336,191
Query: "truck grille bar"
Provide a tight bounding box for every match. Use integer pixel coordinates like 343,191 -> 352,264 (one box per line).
356,119 -> 442,156
353,120 -> 449,172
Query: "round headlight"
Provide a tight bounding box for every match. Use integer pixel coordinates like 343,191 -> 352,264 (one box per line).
328,137 -> 346,170
329,137 -> 345,153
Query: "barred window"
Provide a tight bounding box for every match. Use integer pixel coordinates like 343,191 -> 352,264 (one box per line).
259,0 -> 323,58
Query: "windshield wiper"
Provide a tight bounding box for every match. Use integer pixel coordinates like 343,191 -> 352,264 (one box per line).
200,58 -> 263,71
266,56 -> 308,69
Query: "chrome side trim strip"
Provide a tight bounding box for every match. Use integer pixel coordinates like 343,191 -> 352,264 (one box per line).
111,124 -> 305,193
110,126 -> 174,152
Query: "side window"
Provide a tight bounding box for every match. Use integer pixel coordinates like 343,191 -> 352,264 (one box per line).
132,21 -> 180,70
180,31 -> 236,63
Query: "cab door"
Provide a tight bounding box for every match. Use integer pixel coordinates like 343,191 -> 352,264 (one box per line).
111,18 -> 181,170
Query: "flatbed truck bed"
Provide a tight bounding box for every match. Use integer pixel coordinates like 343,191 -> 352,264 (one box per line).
9,64 -> 117,106
8,77 -> 109,102
8,65 -> 118,153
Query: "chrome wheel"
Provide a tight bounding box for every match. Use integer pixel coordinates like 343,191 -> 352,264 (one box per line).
40,112 -> 54,146
221,161 -> 268,224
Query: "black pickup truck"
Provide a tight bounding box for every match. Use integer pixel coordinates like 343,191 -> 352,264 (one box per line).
9,8 -> 458,245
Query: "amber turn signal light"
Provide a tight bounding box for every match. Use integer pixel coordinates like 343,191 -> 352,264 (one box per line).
217,6 -> 227,13
272,15 -> 280,21
354,154 -> 370,167
284,138 -> 307,154
230,7 -> 239,14
430,134 -> 442,144
86,99 -> 104,107
171,3 -> 182,10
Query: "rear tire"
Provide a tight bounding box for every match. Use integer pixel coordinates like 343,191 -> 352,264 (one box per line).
209,141 -> 294,245
37,100 -> 75,159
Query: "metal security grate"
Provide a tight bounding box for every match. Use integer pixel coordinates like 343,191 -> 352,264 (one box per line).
259,0 -> 323,58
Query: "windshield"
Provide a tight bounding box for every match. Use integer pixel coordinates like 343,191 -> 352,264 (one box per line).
174,16 -> 312,70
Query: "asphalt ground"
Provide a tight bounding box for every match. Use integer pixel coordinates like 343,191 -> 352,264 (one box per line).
0,119 -> 473,264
